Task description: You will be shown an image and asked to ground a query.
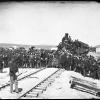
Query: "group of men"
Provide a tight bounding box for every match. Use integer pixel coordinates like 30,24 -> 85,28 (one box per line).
0,47 -> 55,69
0,47 -> 56,93
59,53 -> 100,79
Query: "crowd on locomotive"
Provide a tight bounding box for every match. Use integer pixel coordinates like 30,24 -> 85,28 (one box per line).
56,33 -> 100,79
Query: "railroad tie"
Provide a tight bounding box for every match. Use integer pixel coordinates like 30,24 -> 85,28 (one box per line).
41,81 -> 50,85
43,80 -> 53,85
30,89 -> 43,94
35,86 -> 47,91
38,85 -> 47,89
39,84 -> 48,88
28,91 -> 39,97
29,90 -> 43,96
26,94 -> 38,98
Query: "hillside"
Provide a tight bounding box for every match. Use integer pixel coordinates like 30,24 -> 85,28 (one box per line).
0,43 -> 57,50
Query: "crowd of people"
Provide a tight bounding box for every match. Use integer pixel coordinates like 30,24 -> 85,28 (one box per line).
0,33 -> 99,93
56,33 -> 100,79
0,33 -> 100,81
0,46 -> 56,73
58,53 -> 100,79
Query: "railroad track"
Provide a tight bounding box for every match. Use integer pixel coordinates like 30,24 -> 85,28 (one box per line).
18,68 -> 64,99
0,67 -> 46,90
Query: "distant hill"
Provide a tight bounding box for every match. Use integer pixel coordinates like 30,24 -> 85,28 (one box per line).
0,43 -> 57,50
34,45 -> 57,49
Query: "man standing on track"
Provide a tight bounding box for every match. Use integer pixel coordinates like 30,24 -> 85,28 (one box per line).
9,57 -> 19,93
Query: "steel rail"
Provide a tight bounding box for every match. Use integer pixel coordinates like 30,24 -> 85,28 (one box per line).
0,67 -> 46,90
18,68 -> 63,99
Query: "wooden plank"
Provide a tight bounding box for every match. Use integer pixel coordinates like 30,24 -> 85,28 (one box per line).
72,81 -> 100,92
72,79 -> 96,88
70,76 -> 97,88
71,76 -> 96,86
70,76 -> 100,92
70,82 -> 100,97
74,85 -> 96,95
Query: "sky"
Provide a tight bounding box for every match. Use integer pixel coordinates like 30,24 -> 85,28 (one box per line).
0,1 -> 100,46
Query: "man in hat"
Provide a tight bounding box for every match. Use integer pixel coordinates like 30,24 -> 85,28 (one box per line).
9,57 -> 19,93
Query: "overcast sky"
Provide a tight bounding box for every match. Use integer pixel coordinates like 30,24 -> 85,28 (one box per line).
0,1 -> 100,46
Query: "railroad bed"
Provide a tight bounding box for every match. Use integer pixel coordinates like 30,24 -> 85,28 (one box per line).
18,68 -> 64,99
0,68 -> 64,99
